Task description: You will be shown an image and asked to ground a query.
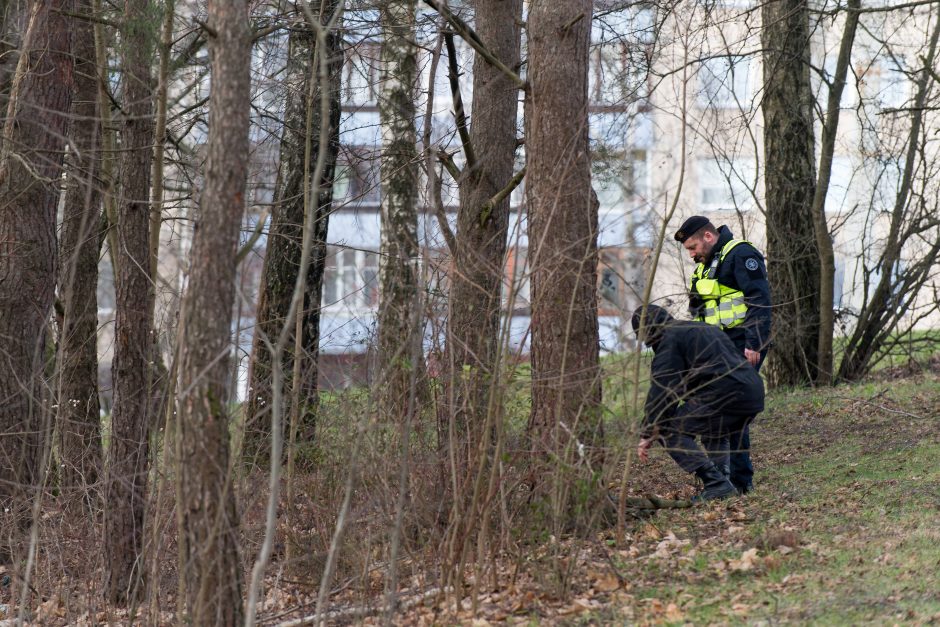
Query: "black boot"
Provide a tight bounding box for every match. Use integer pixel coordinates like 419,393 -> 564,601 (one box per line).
732,480 -> 753,495
692,463 -> 737,502
722,465 -> 753,495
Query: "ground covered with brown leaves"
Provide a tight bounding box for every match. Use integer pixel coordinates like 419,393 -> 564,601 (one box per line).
4,364 -> 940,625
251,366 -> 940,625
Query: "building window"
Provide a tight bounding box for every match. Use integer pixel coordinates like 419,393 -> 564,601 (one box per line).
869,157 -> 901,213
509,177 -> 525,209
594,160 -> 627,211
816,54 -> 858,108
698,157 -> 756,211
344,44 -> 380,107
825,155 -> 854,213
590,43 -> 648,106
629,150 -> 649,201
333,148 -> 381,207
504,247 -> 530,309
593,3 -> 657,47
833,256 -> 846,309
598,248 -> 632,314
593,150 -> 648,209
874,58 -> 909,110
698,55 -> 752,109
323,246 -> 379,310
599,265 -> 622,308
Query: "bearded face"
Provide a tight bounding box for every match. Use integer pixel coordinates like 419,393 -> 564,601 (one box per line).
683,233 -> 716,264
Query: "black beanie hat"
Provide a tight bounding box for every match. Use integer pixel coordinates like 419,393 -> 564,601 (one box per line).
674,215 -> 712,243
631,304 -> 674,348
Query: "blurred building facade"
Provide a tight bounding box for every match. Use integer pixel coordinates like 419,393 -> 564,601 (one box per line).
94,1 -> 940,399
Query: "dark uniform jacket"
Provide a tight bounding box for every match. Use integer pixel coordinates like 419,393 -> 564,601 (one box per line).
638,306 -> 765,438
688,225 -> 772,353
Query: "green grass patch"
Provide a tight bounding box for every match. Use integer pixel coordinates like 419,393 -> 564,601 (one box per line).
599,371 -> 940,625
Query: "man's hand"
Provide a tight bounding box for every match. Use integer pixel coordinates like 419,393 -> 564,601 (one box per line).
637,437 -> 654,463
744,348 -> 760,367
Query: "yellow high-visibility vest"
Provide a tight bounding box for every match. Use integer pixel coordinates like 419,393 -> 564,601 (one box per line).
689,238 -> 751,329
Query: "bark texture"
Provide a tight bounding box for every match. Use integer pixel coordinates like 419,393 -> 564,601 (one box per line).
761,0 -> 821,386
525,0 -> 603,512
377,0 -> 422,421
442,0 -> 522,497
0,0 -> 74,560
103,0 -> 156,603
57,0 -> 103,503
244,0 -> 342,460
177,0 -> 250,622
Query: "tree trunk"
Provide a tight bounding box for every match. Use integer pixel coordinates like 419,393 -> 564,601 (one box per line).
103,0 -> 156,604
244,0 -> 342,462
808,0 -> 860,385
442,0 -> 521,504
761,0 -> 820,387
377,0 -> 422,421
0,0 -> 74,562
57,0 -> 103,506
177,0 -> 250,622
525,0 -> 603,520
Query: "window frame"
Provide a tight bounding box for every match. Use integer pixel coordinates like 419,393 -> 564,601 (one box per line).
697,54 -> 752,110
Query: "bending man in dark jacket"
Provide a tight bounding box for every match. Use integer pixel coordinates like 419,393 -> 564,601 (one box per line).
633,305 -> 765,501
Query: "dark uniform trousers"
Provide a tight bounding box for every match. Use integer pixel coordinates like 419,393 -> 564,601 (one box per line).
728,348 -> 768,488
659,401 -> 754,473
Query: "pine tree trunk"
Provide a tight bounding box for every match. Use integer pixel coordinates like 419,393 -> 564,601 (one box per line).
377,0 -> 422,421
525,0 -> 603,516
244,0 -> 342,460
442,0 -> 522,496
761,0 -> 821,387
103,0 -> 156,603
177,1 -> 250,622
57,0 -> 103,505
0,0 -> 74,562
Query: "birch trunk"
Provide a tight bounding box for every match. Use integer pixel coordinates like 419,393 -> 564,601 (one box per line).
377,0 -> 422,421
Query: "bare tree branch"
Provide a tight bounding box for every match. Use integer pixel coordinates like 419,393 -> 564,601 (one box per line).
444,31 -> 475,170
422,0 -> 525,90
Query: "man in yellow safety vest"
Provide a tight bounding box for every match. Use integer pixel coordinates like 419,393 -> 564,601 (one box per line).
673,216 -> 772,494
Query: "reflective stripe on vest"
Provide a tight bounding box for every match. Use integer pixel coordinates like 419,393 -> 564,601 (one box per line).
689,238 -> 751,329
